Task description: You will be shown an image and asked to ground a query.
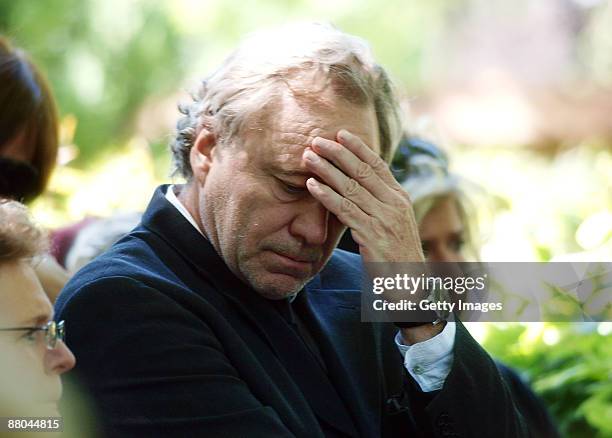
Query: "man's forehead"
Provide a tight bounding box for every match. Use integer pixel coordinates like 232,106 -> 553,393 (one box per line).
254,96 -> 380,172
273,126 -> 379,151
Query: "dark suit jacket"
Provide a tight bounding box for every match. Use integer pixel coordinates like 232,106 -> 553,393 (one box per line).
56,185 -> 535,437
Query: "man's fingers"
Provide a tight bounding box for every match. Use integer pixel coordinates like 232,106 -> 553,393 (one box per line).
336,129 -> 404,192
305,178 -> 370,232
303,148 -> 383,216
310,137 -> 401,205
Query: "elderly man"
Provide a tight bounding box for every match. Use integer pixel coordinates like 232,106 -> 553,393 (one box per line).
56,23 -> 530,437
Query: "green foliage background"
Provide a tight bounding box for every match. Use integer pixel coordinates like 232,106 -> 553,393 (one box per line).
482,323 -> 611,437
0,0 -> 462,166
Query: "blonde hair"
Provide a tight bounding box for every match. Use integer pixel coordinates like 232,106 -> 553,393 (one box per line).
399,138 -> 481,261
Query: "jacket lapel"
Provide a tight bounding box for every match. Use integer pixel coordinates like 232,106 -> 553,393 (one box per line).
302,287 -> 383,438
229,290 -> 359,437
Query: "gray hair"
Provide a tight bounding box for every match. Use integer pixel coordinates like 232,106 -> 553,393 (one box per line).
170,22 -> 403,179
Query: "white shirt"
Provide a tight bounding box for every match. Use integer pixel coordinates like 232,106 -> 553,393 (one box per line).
165,185 -> 203,235
394,322 -> 455,392
165,184 -> 455,392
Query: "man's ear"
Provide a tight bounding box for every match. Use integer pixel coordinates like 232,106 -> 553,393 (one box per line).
189,128 -> 216,185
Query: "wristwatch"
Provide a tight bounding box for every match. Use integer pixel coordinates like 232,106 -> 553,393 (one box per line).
393,305 -> 447,328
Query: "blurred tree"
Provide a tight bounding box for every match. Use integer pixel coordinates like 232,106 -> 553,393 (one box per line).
484,323 -> 612,438
0,0 -> 183,166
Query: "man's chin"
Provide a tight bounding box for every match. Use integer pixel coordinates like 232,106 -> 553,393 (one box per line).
249,271 -> 311,300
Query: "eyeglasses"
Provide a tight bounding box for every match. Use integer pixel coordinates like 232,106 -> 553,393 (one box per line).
391,137 -> 449,183
0,320 -> 66,350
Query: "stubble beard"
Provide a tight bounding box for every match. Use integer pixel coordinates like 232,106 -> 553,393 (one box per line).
238,254 -> 311,300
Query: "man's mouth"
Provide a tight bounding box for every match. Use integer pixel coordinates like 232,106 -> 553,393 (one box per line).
269,251 -> 316,275
279,252 -> 319,263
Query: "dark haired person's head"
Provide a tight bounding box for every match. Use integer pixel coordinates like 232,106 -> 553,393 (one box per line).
0,199 -> 75,416
0,37 -> 59,203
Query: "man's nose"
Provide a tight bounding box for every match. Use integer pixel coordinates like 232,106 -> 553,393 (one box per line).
44,341 -> 76,376
289,200 -> 330,246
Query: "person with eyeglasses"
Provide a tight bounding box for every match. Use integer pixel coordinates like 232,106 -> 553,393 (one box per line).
0,199 -> 75,417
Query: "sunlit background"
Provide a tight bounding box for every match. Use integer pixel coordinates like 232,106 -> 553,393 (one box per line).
2,0 -> 611,436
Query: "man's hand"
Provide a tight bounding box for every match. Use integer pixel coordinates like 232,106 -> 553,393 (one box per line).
303,129 -> 425,263
304,130 -> 442,342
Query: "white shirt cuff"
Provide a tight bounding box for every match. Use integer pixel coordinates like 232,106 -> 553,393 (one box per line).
394,322 -> 456,392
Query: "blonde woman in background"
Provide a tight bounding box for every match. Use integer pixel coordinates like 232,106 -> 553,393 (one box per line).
340,136 -> 560,437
